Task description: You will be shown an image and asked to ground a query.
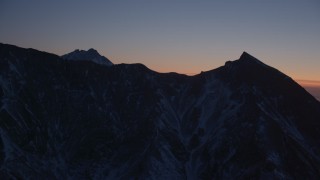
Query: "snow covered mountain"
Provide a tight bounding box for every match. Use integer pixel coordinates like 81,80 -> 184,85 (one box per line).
62,48 -> 113,66
1,43 -> 320,179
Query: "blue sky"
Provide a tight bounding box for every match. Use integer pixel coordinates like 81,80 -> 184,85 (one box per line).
1,0 -> 319,80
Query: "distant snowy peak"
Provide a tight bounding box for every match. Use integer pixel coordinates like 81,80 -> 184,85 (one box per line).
61,48 -> 113,66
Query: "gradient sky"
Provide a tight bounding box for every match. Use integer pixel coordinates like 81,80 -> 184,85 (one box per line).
1,0 -> 319,81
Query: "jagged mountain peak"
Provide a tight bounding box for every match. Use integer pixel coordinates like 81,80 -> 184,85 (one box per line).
72,48 -> 98,53
238,51 -> 267,67
87,48 -> 99,54
223,52 -> 270,73
239,51 -> 256,60
224,52 -> 265,68
62,48 -> 113,66
88,48 -> 97,52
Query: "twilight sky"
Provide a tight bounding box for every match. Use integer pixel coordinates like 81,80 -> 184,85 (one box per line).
1,0 -> 319,81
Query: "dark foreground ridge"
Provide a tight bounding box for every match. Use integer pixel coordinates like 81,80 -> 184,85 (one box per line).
1,43 -> 320,179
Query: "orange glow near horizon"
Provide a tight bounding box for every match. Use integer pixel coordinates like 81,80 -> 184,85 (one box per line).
297,80 -> 320,101
108,52 -> 320,82
296,80 -> 320,88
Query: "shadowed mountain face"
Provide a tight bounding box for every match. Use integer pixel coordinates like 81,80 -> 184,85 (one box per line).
0,43 -> 320,179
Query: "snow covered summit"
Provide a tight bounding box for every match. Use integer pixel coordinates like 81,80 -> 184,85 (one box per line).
62,48 -> 113,66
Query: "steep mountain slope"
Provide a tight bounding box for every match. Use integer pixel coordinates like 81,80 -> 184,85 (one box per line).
0,43 -> 320,179
62,48 -> 113,66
